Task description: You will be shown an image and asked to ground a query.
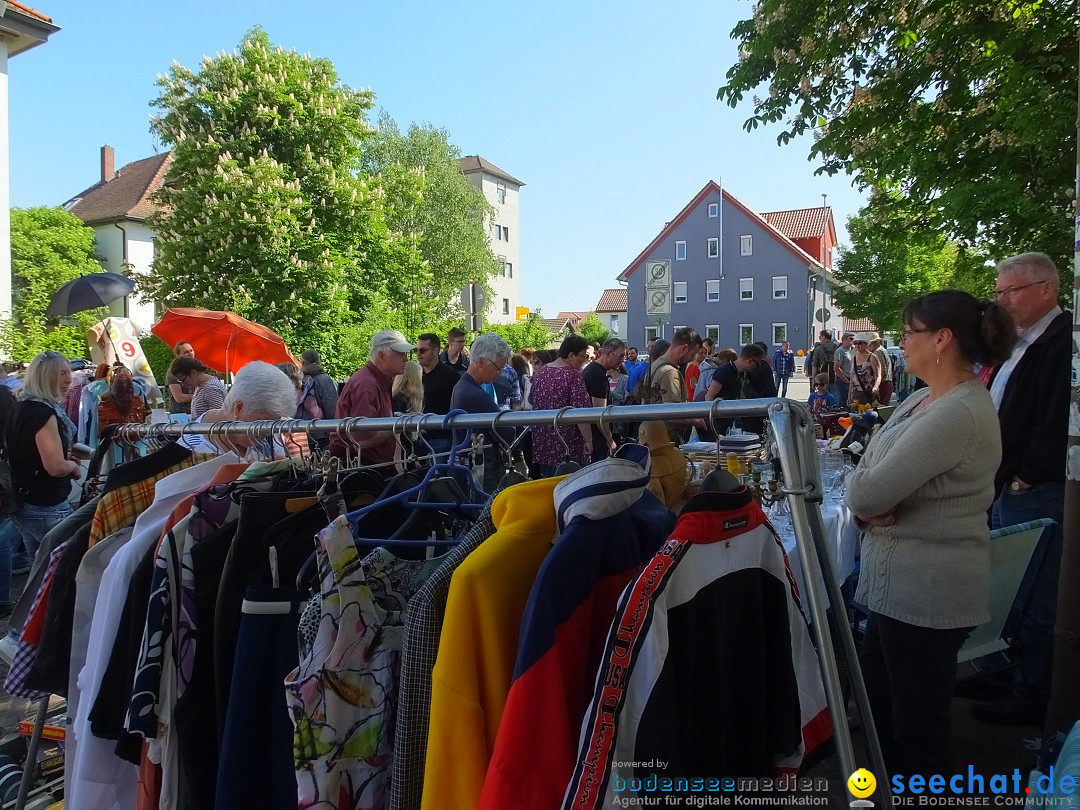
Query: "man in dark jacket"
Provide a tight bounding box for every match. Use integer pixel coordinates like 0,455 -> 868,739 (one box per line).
974,252 -> 1071,725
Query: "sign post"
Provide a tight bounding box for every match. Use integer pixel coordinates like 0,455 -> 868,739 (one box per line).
460,283 -> 486,332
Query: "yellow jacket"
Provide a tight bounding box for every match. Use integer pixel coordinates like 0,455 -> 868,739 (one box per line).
421,476 -> 563,810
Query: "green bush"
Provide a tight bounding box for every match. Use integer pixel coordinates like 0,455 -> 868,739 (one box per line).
141,334 -> 175,385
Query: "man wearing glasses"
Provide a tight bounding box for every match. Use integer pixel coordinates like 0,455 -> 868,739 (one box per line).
440,327 -> 471,375
702,343 -> 768,435
417,333 -> 462,457
972,252 -> 1070,725
451,333 -> 515,490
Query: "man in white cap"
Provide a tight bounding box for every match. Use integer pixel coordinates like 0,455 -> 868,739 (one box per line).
329,329 -> 414,467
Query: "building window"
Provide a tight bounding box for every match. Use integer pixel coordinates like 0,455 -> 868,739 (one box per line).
675,241 -> 687,261
503,226 -> 510,243
674,281 -> 687,303
611,315 -> 620,335
506,261 -> 512,278
740,235 -> 753,256
740,324 -> 754,345
772,323 -> 787,345
740,278 -> 753,300
706,279 -> 720,302
772,275 -> 788,299
708,202 -> 718,218
502,298 -> 510,315
644,326 -> 658,343
496,182 -> 506,204
706,325 -> 720,342
707,237 -> 719,258
499,256 -> 507,277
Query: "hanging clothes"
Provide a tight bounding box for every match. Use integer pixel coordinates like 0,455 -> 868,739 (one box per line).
562,488 -> 832,810
286,516 -> 399,810
479,447 -> 675,810
420,476 -> 563,810
390,483 -> 513,810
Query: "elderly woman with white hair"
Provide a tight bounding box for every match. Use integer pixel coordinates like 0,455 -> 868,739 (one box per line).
451,332 -> 516,491
179,360 -> 309,459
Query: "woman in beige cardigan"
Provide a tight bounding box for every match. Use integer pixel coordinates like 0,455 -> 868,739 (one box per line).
845,290 -> 1016,777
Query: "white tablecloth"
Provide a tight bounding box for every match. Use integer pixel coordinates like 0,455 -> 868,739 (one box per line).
777,501 -> 859,608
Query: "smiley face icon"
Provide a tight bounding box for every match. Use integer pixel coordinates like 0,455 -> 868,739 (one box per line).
848,769 -> 877,798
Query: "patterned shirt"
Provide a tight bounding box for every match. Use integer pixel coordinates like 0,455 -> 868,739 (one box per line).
528,364 -> 592,466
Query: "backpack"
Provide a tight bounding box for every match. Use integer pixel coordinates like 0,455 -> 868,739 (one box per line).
633,359 -> 672,405
0,387 -> 24,515
813,342 -> 837,383
297,376 -> 324,420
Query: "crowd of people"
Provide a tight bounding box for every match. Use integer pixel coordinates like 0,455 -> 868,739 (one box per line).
0,250 -> 1070,782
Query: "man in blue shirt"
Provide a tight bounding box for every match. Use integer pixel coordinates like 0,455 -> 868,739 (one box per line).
772,340 -> 796,397
450,333 -> 515,491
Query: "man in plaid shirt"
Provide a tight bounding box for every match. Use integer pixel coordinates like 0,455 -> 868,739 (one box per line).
772,340 -> 796,397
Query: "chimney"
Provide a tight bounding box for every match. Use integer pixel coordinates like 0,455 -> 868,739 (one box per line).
101,144 -> 115,182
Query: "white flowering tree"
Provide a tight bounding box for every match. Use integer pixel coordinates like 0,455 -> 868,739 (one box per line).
144,28 -> 424,370
718,0 -> 1076,283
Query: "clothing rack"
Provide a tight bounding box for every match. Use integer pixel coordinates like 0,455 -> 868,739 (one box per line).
106,398 -> 888,804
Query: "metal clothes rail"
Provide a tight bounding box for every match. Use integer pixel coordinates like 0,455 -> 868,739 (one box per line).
110,397 -> 889,805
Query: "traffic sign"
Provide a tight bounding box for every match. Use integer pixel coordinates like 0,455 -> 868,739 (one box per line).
515,306 -> 530,322
645,260 -> 671,289
461,283 -> 486,315
646,288 -> 671,316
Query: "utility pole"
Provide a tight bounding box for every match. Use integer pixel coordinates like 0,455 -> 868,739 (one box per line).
1043,21 -> 1080,753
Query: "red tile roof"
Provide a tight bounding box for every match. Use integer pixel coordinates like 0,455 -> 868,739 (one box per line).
64,153 -> 172,226
556,311 -> 591,326
458,155 -> 525,187
844,317 -> 879,334
761,207 -> 832,240
594,288 -> 627,313
6,1 -> 51,22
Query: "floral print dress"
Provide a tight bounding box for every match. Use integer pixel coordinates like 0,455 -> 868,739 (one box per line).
528,363 -> 592,467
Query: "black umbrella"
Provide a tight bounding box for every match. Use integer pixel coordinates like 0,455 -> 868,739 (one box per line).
45,272 -> 136,317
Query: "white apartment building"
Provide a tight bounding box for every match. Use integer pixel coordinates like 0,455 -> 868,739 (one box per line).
459,155 -> 523,324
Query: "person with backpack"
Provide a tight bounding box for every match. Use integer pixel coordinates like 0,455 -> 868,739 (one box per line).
807,330 -> 839,388
635,328 -> 705,443
297,350 -> 338,422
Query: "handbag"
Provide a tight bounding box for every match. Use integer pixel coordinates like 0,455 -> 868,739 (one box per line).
0,454 -> 24,516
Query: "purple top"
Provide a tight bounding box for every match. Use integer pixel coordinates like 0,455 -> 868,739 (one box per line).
529,364 -> 591,466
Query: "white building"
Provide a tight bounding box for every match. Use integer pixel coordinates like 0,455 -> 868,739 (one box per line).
593,288 -> 628,341
0,0 -> 58,317
459,155 -> 523,324
63,145 -> 170,332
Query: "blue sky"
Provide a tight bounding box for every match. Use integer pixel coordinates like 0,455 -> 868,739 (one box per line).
9,0 -> 866,317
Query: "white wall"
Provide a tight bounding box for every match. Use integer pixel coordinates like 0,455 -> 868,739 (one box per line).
466,170 -> 522,324
598,311 -> 626,339
0,44 -> 10,319
94,220 -> 158,333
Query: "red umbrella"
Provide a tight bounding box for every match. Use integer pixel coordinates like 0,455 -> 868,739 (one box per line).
152,308 -> 297,375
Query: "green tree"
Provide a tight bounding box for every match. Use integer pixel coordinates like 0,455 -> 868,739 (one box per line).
482,313 -> 556,353
1,207 -> 108,360
143,27 -> 424,360
832,198 -> 991,332
361,113 -> 499,335
717,0 -> 1076,283
575,313 -> 611,345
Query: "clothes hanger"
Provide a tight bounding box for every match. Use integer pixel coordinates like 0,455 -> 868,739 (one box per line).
699,401 -> 744,493
552,407 -> 582,476
491,410 -> 527,489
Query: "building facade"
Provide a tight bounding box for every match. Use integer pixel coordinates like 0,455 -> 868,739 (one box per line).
593,288 -> 627,341
1,1 -> 58,318
619,181 -> 843,354
459,155 -> 523,324
64,146 -> 170,332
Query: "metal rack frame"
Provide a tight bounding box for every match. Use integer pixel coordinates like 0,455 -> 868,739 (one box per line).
89,397 -> 888,803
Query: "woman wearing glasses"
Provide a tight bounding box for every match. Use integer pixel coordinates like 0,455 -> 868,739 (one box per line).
5,351 -> 85,567
844,291 -> 1015,778
168,356 -> 226,420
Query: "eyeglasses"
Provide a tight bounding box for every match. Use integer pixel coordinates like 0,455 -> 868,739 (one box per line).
993,279 -> 1049,300
43,350 -> 64,359
815,383 -> 827,388
483,357 -> 507,372
900,328 -> 932,342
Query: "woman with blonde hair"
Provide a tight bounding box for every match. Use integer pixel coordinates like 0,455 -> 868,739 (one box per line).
392,360 -> 424,414
5,352 -> 84,565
